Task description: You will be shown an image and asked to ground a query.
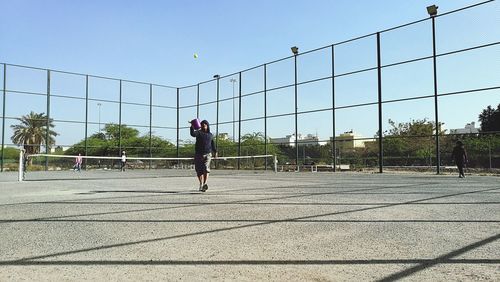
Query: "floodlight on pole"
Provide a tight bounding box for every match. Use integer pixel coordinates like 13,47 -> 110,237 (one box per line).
427,5 -> 438,17
291,46 -> 299,55
428,3 -> 440,173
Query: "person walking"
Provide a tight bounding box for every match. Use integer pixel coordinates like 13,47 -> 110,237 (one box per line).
22,149 -> 29,180
452,141 -> 468,178
190,119 -> 217,192
73,153 -> 83,172
121,151 -> 127,172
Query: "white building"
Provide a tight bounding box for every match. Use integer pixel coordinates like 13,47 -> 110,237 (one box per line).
332,130 -> 367,150
270,133 -> 326,147
50,146 -> 70,153
449,122 -> 479,134
270,134 -> 296,146
301,134 -> 327,146
218,133 -> 229,140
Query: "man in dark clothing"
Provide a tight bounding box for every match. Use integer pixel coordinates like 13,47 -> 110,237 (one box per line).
452,141 -> 468,178
190,119 -> 217,191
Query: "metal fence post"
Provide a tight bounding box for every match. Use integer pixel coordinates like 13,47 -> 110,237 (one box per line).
45,70 -> 51,171
238,72 -> 242,170
149,83 -> 153,168
377,33 -> 383,173
331,45 -> 336,172
84,75 -> 89,170
118,79 -> 122,156
215,76 -> 220,153
264,64 -> 268,170
1,64 -> 6,172
431,15 -> 441,174
196,84 -> 200,118
176,88 -> 180,159
294,53 -> 299,171
489,136 -> 492,170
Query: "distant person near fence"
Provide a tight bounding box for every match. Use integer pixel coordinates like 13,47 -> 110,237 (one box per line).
452,141 -> 468,178
73,153 -> 83,172
121,151 -> 127,172
22,149 -> 29,180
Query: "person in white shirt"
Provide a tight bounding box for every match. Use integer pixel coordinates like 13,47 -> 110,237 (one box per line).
121,151 -> 127,171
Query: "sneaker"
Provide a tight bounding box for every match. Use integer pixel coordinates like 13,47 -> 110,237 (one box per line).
198,185 -> 204,192
202,184 -> 208,192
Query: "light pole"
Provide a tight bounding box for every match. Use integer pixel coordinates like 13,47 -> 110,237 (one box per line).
230,78 -> 237,142
291,46 -> 299,170
213,75 -> 220,159
97,103 -> 102,133
427,4 -> 440,174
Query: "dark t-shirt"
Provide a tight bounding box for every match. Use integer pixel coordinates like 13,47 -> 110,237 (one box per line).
190,127 -> 217,155
452,146 -> 467,163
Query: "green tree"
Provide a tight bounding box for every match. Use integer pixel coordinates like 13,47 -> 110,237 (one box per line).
10,111 -> 57,155
381,118 -> 445,166
241,132 -> 280,157
0,147 -> 20,171
215,136 -> 237,157
66,124 -> 175,157
0,147 -> 20,160
241,132 -> 266,156
478,103 -> 500,132
386,118 -> 438,136
238,132 -> 280,168
103,123 -> 140,140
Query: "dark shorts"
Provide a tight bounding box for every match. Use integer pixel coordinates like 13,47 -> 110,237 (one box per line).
195,153 -> 212,176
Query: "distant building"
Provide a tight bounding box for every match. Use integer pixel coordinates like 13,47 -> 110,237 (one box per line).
270,133 -> 326,147
449,122 -> 479,134
332,130 -> 367,150
301,134 -> 327,146
270,134 -> 296,147
51,146 -> 70,153
218,133 -> 229,140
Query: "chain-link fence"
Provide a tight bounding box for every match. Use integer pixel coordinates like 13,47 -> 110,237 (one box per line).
1,1 -> 499,173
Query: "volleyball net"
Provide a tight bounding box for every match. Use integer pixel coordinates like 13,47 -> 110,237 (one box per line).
17,150 -> 277,181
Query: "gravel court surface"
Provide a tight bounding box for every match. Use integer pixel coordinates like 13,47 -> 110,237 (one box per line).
0,171 -> 499,281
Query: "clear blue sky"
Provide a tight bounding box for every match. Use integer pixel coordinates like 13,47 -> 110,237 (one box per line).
1,0 -> 499,147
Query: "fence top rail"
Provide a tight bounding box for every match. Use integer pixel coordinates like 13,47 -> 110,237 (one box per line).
1,63 -> 178,89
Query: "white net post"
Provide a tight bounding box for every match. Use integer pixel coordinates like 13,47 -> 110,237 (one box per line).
18,149 -> 24,182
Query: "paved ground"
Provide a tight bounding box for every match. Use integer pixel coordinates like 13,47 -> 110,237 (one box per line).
0,170 -> 499,281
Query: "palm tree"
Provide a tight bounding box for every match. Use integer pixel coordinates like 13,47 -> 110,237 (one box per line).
11,111 -> 58,155
242,132 -> 265,142
241,132 -> 266,156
